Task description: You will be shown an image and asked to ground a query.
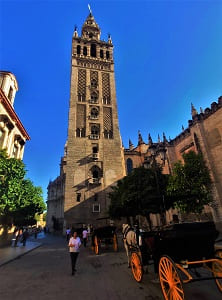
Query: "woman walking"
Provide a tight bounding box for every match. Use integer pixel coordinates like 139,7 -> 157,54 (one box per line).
68,231 -> 81,276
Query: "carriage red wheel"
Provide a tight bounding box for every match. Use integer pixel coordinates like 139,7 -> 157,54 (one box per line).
113,233 -> 118,252
131,252 -> 143,282
94,236 -> 99,255
159,256 -> 184,300
212,250 -> 222,292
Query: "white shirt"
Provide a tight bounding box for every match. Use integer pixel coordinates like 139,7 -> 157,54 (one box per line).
69,237 -> 81,252
82,230 -> 88,239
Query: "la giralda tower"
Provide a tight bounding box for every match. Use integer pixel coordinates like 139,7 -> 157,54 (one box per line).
64,11 -> 125,227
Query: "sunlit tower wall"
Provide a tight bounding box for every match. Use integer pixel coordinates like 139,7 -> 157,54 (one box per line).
63,12 -> 126,228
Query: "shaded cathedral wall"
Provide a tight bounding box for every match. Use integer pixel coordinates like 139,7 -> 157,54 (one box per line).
193,108 -> 222,227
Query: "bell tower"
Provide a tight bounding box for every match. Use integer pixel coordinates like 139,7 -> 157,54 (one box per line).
64,12 -> 125,226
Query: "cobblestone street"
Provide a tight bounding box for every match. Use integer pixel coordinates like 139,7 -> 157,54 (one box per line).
0,234 -> 221,300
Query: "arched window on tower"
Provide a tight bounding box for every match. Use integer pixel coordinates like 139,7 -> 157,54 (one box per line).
104,130 -> 113,139
91,44 -> 97,57
90,108 -> 99,119
90,125 -> 99,139
100,50 -> 104,58
77,45 -> 81,55
76,128 -> 85,138
91,79 -> 97,88
126,158 -> 133,174
106,51 -> 110,59
83,46 -> 87,56
89,165 -> 102,184
90,92 -> 98,103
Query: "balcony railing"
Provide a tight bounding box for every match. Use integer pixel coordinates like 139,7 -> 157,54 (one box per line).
89,134 -> 99,140
92,153 -> 98,160
89,99 -> 98,104
89,178 -> 100,184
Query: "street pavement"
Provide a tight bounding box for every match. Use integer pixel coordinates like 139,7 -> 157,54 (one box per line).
0,232 -> 221,300
0,234 -> 42,267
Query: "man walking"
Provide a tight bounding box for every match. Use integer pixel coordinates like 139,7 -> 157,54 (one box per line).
68,231 -> 81,275
82,227 -> 88,247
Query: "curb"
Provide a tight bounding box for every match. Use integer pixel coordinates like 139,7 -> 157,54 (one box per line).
0,243 -> 42,268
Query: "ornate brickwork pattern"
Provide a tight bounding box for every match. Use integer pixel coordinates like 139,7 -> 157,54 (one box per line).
90,71 -> 98,82
76,104 -> 86,128
103,107 -> 113,131
77,69 -> 86,97
102,73 -> 111,104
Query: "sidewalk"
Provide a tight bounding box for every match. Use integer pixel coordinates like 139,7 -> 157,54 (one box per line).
0,237 -> 42,267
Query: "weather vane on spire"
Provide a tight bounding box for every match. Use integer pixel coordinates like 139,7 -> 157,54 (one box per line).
88,4 -> 92,14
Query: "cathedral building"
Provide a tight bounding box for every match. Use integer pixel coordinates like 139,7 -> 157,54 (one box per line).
47,12 -> 222,231
0,71 -> 30,159
124,97 -> 222,229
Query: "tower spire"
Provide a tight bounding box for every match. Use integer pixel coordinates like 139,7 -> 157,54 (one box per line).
138,130 -> 144,145
191,103 -> 198,117
88,4 -> 92,15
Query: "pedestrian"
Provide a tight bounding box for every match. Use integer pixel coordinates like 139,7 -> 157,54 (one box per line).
68,231 -> 81,275
66,227 -> 71,242
12,228 -> 19,247
21,229 -> 29,246
34,228 -> 38,239
82,227 -> 88,247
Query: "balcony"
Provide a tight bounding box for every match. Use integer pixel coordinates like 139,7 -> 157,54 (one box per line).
89,99 -> 99,104
92,153 -> 98,160
89,178 -> 100,184
89,134 -> 99,140
89,115 -> 99,120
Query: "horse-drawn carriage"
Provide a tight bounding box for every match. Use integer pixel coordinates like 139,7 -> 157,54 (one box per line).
123,221 -> 222,300
91,225 -> 118,255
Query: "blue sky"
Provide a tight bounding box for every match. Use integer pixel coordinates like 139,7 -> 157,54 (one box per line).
1,0 -> 222,201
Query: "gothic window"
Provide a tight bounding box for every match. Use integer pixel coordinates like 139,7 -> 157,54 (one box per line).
76,128 -> 80,137
91,79 -> 97,88
77,45 -> 81,55
106,51 -> 110,59
81,128 -> 85,137
104,130 -> 113,139
83,46 -> 87,56
91,125 -> 99,135
100,50 -> 104,58
90,108 -> 99,119
90,44 -> 97,57
126,158 -> 133,174
78,93 -> 86,102
76,128 -> 85,138
91,92 -> 98,103
89,165 -> 102,184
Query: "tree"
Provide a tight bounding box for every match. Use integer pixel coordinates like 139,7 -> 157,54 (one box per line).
109,166 -> 169,228
167,151 -> 212,215
0,150 -> 46,226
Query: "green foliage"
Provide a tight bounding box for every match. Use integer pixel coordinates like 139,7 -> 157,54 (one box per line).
167,151 -> 212,214
109,166 -> 169,220
0,150 -> 46,226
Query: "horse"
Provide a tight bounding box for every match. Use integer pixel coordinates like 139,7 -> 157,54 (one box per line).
122,224 -> 139,267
